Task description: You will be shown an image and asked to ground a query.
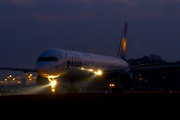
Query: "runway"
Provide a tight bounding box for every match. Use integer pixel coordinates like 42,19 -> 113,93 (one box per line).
0,84 -> 179,95
0,92 -> 180,110
1,84 -> 180,110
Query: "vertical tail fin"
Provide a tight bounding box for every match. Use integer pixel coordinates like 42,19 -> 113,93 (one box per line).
117,22 -> 128,60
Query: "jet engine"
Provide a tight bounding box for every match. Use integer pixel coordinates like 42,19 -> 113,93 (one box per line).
36,75 -> 50,85
118,71 -> 133,87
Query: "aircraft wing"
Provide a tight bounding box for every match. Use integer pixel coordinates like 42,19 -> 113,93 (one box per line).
0,67 -> 36,73
130,64 -> 180,72
103,64 -> 180,76
103,68 -> 127,76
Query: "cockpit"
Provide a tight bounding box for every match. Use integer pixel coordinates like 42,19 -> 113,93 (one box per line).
37,57 -> 59,62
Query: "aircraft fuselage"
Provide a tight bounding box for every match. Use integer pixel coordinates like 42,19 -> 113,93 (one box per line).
35,48 -> 129,79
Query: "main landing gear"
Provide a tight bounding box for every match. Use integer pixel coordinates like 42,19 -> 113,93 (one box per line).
68,78 -> 78,93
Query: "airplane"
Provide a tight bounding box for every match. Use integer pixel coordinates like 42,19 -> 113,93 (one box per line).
1,22 -> 180,93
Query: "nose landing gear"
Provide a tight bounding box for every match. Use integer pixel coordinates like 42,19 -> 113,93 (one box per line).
48,79 -> 58,94
50,80 -> 56,93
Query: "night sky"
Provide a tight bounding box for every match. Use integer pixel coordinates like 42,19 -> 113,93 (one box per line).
1,0 -> 180,73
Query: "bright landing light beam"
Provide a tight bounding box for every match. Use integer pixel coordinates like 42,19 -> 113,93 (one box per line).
95,70 -> 102,75
50,80 -> 57,93
50,80 -> 56,86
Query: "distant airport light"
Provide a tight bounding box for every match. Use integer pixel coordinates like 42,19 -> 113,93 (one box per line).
139,77 -> 143,81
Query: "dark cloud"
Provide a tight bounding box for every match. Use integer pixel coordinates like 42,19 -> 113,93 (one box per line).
0,0 -> 180,75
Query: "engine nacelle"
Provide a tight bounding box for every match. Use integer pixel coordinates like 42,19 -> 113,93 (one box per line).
118,71 -> 133,87
36,75 -> 50,85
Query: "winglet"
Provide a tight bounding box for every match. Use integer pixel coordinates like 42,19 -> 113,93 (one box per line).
117,22 -> 128,60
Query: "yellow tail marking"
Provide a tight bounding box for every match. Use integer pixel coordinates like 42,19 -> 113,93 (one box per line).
121,37 -> 126,57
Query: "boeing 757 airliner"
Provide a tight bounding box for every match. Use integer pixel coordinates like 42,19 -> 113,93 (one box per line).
1,22 -> 180,93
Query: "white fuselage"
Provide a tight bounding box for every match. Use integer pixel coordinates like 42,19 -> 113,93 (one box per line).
35,48 -> 129,79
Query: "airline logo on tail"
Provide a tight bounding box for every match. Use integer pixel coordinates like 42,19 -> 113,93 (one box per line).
117,22 -> 128,60
121,37 -> 126,58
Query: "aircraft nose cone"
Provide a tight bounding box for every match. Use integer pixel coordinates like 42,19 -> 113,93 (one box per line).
35,62 -> 50,78
35,62 -> 61,78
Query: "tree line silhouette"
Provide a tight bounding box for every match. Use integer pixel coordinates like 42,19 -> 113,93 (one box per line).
126,54 -> 180,90
127,54 -> 173,65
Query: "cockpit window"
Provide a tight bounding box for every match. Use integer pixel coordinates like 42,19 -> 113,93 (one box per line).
44,57 -> 51,61
37,57 -> 59,62
52,57 -> 59,62
37,57 -> 44,61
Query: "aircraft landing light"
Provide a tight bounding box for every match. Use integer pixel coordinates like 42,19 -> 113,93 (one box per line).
94,70 -> 102,75
51,88 -> 55,92
50,80 -> 56,86
50,80 -> 57,93
97,70 -> 102,75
